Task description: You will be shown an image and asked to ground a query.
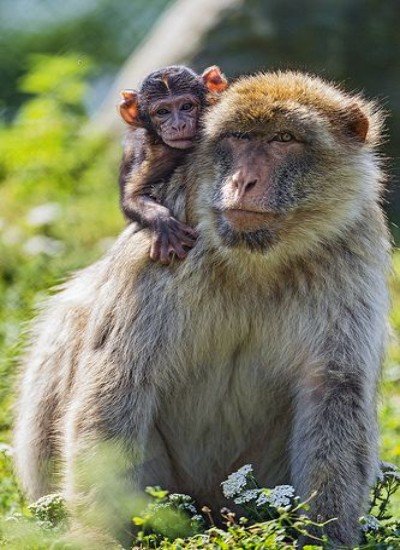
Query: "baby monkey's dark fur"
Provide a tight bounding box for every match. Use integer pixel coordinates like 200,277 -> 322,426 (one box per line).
119,65 -> 228,263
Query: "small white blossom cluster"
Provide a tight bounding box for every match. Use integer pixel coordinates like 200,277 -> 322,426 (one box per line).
29,493 -> 67,526
377,461 -> 400,482
360,514 -> 380,532
168,493 -> 198,515
221,465 -> 253,498
233,489 -> 261,505
376,470 -> 384,482
257,485 -> 295,508
256,492 -> 269,506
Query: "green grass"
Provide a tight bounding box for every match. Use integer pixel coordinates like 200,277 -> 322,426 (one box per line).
0,55 -> 399,548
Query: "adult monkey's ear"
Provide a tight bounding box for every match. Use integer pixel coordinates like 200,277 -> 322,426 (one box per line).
119,90 -> 142,126
332,103 -> 369,143
344,103 -> 369,142
202,66 -> 228,94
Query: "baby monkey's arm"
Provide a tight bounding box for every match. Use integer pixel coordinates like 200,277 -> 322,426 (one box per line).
120,140 -> 198,265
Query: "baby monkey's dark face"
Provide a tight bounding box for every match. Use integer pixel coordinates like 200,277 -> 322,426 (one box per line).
150,94 -> 201,150
119,65 -> 228,149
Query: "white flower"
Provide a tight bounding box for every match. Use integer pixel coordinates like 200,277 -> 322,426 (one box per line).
184,504 -> 197,514
379,462 -> 400,480
257,485 -> 295,508
168,493 -> 193,504
256,492 -> 269,506
27,203 -> 61,226
168,493 -> 197,514
380,461 -> 397,471
23,236 -> 65,256
360,515 -> 380,532
376,470 -> 384,482
221,464 -> 253,498
234,489 -> 261,504
30,493 -> 64,510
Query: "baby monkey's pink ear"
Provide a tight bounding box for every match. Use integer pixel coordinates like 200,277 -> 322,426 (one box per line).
119,90 -> 141,126
202,66 -> 228,94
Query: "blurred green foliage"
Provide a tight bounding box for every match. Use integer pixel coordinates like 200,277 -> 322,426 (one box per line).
0,0 -> 171,121
0,53 -> 123,444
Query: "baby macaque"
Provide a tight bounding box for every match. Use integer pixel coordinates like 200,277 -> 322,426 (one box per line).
119,65 -> 228,264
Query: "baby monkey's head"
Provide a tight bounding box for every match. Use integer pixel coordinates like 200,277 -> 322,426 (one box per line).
119,65 -> 228,150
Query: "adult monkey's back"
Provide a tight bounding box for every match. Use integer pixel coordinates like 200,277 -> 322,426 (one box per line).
15,72 -> 390,547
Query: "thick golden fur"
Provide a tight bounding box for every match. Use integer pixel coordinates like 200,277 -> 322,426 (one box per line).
206,71 -> 382,145
14,72 -> 390,547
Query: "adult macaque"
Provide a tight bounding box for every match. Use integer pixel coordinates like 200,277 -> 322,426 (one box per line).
15,71 -> 390,547
119,65 -> 228,264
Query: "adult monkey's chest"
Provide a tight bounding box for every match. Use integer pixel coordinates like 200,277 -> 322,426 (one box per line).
150,317 -> 294,501
156,280 -> 294,422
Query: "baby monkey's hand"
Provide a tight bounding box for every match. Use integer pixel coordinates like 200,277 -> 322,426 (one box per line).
150,216 -> 198,265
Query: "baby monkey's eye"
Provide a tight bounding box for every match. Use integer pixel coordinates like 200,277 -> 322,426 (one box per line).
273,132 -> 294,142
181,102 -> 194,111
156,108 -> 170,116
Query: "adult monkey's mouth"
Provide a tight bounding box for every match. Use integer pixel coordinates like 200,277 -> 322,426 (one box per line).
218,208 -> 284,233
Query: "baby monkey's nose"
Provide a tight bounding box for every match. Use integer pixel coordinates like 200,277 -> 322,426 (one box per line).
172,120 -> 187,132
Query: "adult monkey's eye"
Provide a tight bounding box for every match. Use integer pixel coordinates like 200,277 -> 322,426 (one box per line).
274,132 -> 294,142
181,102 -> 194,111
156,108 -> 170,116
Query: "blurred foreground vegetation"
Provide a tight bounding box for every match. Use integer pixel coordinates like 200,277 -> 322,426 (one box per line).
0,55 -> 399,549
0,462 -> 399,548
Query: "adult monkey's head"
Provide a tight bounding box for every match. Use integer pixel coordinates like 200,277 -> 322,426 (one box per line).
195,72 -> 383,258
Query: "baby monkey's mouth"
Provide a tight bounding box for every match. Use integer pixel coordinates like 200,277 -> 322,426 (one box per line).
165,136 -> 196,150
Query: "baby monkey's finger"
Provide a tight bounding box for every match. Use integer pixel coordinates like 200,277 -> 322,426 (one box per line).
183,226 -> 198,238
149,234 -> 161,262
168,235 -> 187,260
150,233 -> 170,264
159,233 -> 171,265
175,232 -> 197,248
173,224 -> 197,241
172,220 -> 198,238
